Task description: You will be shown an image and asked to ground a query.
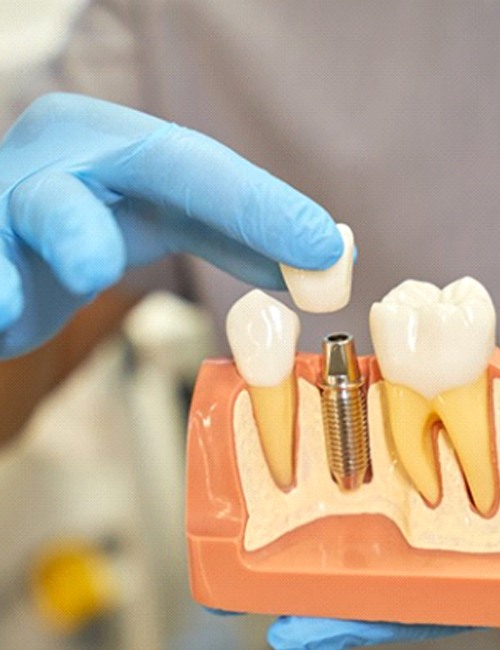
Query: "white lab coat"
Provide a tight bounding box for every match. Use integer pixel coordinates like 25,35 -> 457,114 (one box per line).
4,2 -> 500,648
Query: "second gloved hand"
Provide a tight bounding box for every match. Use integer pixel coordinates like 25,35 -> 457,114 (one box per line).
0,93 -> 342,358
268,616 -> 473,649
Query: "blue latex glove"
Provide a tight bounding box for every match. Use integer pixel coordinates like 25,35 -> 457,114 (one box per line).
0,92 -> 342,358
268,617 -> 472,649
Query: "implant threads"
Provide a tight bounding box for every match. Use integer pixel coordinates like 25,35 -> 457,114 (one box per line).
320,333 -> 371,491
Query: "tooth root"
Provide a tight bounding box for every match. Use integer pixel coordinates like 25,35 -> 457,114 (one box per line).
249,375 -> 296,490
384,382 -> 441,507
370,276 -> 497,515
225,290 -> 300,493
434,372 -> 497,516
385,373 -> 498,516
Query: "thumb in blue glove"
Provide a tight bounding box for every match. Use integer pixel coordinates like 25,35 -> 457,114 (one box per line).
0,93 -> 342,358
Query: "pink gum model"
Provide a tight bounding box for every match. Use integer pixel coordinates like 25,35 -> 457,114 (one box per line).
186,350 -> 500,625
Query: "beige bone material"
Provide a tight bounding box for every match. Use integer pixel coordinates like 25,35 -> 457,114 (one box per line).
234,377 -> 500,554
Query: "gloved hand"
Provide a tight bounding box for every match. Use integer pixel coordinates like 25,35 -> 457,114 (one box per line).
268,617 -> 472,649
0,93 -> 342,358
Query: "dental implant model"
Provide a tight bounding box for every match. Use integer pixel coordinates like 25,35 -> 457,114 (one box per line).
320,332 -> 370,490
226,290 -> 300,490
370,277 -> 498,516
187,265 -> 500,627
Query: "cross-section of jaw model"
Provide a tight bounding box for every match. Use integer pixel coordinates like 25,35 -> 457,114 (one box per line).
186,227 -> 500,626
370,277 -> 498,516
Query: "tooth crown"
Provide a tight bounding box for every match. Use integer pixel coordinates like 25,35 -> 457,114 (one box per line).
280,223 -> 355,314
226,289 -> 300,387
370,277 -> 496,399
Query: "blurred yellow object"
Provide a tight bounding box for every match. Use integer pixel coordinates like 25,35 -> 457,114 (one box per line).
31,539 -> 117,633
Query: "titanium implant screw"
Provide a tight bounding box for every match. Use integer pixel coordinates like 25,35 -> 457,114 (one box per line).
320,332 -> 371,491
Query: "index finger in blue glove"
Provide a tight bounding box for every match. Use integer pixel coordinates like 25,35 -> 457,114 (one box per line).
6,92 -> 342,275
0,92 -> 345,358
268,616 -> 473,650
93,120 -> 342,271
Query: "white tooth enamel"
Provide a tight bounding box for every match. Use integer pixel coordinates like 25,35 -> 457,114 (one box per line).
370,277 -> 497,515
370,277 -> 496,399
280,224 -> 354,313
226,289 -> 300,387
226,290 -> 300,490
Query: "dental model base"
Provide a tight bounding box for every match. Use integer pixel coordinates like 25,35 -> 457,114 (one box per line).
186,277 -> 500,626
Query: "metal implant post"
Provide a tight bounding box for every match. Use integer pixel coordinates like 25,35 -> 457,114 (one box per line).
320,332 -> 371,491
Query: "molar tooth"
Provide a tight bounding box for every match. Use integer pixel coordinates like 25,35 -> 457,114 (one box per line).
226,290 -> 300,489
370,277 -> 495,399
370,277 -> 497,515
280,224 -> 354,313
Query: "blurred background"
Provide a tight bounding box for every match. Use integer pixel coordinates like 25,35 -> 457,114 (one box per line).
0,2 -> 275,647
1,1 -> 500,649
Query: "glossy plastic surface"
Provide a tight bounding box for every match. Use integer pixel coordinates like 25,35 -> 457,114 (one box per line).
225,289 -> 300,387
186,350 -> 500,626
370,277 -> 496,399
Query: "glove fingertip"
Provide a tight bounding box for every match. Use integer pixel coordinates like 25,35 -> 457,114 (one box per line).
52,229 -> 127,295
0,261 -> 24,331
58,253 -> 125,295
287,205 -> 344,271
